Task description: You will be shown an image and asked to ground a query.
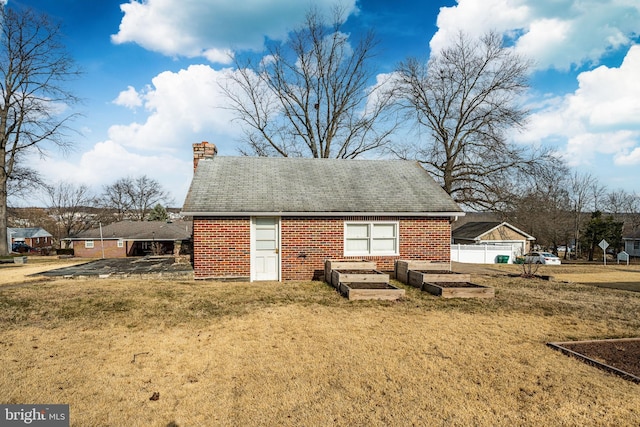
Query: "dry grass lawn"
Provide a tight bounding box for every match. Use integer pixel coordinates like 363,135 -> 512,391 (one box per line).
1,259 -> 639,426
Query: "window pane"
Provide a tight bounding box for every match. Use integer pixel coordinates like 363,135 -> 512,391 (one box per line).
256,239 -> 276,250
372,238 -> 396,252
346,224 -> 369,238
256,229 -> 276,241
346,239 -> 369,252
372,224 -> 395,238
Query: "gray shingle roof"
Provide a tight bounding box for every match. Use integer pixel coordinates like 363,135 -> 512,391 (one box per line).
452,221 -> 535,240
71,220 -> 192,240
181,157 -> 462,215
452,222 -> 503,240
8,227 -> 52,238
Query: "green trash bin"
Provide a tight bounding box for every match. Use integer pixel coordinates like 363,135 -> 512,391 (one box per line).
496,255 -> 509,264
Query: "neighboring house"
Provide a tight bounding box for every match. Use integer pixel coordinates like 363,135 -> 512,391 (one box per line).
181,142 -> 464,281
8,227 -> 53,251
623,230 -> 640,257
452,221 -> 536,257
66,220 -> 192,258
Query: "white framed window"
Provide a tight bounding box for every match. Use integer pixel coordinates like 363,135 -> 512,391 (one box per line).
344,221 -> 399,256
117,239 -> 124,248
85,240 -> 94,249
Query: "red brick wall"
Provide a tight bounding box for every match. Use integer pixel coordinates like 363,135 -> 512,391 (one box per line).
193,216 -> 452,281
73,240 -> 128,258
193,217 -> 251,279
22,237 -> 52,249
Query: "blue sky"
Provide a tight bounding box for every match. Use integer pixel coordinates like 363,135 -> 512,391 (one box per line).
6,0 -> 640,207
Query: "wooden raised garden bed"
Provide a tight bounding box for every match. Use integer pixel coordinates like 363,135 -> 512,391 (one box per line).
422,282 -> 495,299
395,260 -> 451,284
324,259 -> 376,287
407,269 -> 471,288
331,269 -> 390,290
338,282 -> 405,301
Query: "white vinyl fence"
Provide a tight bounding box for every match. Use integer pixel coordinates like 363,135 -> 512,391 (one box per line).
451,244 -> 516,264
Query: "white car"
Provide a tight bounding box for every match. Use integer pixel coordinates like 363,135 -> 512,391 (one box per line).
524,252 -> 561,265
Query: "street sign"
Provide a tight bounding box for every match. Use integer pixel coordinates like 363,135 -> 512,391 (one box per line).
599,239 -> 609,265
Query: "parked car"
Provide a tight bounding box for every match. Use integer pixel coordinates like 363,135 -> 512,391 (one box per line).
524,252 -> 561,265
11,242 -> 34,253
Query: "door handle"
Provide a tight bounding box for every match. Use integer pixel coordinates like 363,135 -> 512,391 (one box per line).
275,248 -> 279,254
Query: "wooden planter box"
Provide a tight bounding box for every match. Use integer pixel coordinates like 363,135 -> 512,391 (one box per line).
324,259 -> 377,286
422,282 -> 494,299
407,270 -> 471,288
331,269 -> 389,289
338,282 -> 405,301
395,260 -> 451,284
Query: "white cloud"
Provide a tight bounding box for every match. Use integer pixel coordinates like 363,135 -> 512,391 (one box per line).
616,147 -> 640,165
432,0 -> 640,71
515,45 -> 640,166
108,64 -> 241,152
30,140 -> 191,205
113,86 -> 143,109
111,0 -> 357,62
431,0 -> 530,53
29,64 -> 260,205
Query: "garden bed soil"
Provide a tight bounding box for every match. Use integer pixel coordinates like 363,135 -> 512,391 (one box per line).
342,282 -> 398,289
324,259 -> 376,286
394,260 -> 451,283
430,282 -> 485,288
335,269 -> 380,274
422,281 -> 495,299
548,338 -> 640,383
407,270 -> 472,288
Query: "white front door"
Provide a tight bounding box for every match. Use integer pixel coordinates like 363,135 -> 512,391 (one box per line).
252,217 -> 280,281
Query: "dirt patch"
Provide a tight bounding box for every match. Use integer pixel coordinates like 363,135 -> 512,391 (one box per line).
335,269 -> 383,274
341,282 -> 396,289
549,338 -> 640,383
415,270 -> 457,274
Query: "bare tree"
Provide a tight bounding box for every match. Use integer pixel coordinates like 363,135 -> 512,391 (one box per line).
568,172 -> 601,258
101,175 -> 171,221
0,6 -> 81,255
605,189 -> 640,239
45,182 -> 98,245
101,177 -> 134,222
6,165 -> 47,200
392,31 -> 559,210
508,163 -> 572,254
221,6 -> 398,158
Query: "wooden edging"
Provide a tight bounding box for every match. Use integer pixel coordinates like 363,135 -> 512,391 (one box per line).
547,339 -> 640,384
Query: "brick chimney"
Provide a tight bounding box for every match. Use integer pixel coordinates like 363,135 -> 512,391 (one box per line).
192,141 -> 217,171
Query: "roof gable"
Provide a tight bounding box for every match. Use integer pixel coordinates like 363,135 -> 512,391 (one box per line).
452,221 -> 535,241
181,157 -> 462,216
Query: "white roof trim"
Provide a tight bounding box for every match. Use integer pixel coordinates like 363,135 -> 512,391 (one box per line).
181,211 -> 466,218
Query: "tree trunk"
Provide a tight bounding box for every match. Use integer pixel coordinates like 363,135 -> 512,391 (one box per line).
0,174 -> 8,255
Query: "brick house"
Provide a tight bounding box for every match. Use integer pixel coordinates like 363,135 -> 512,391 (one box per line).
8,227 -> 53,251
67,220 -> 192,258
181,142 -> 464,281
452,221 -> 536,257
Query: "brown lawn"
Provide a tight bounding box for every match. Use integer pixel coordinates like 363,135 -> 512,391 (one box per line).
1,259 -> 639,426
